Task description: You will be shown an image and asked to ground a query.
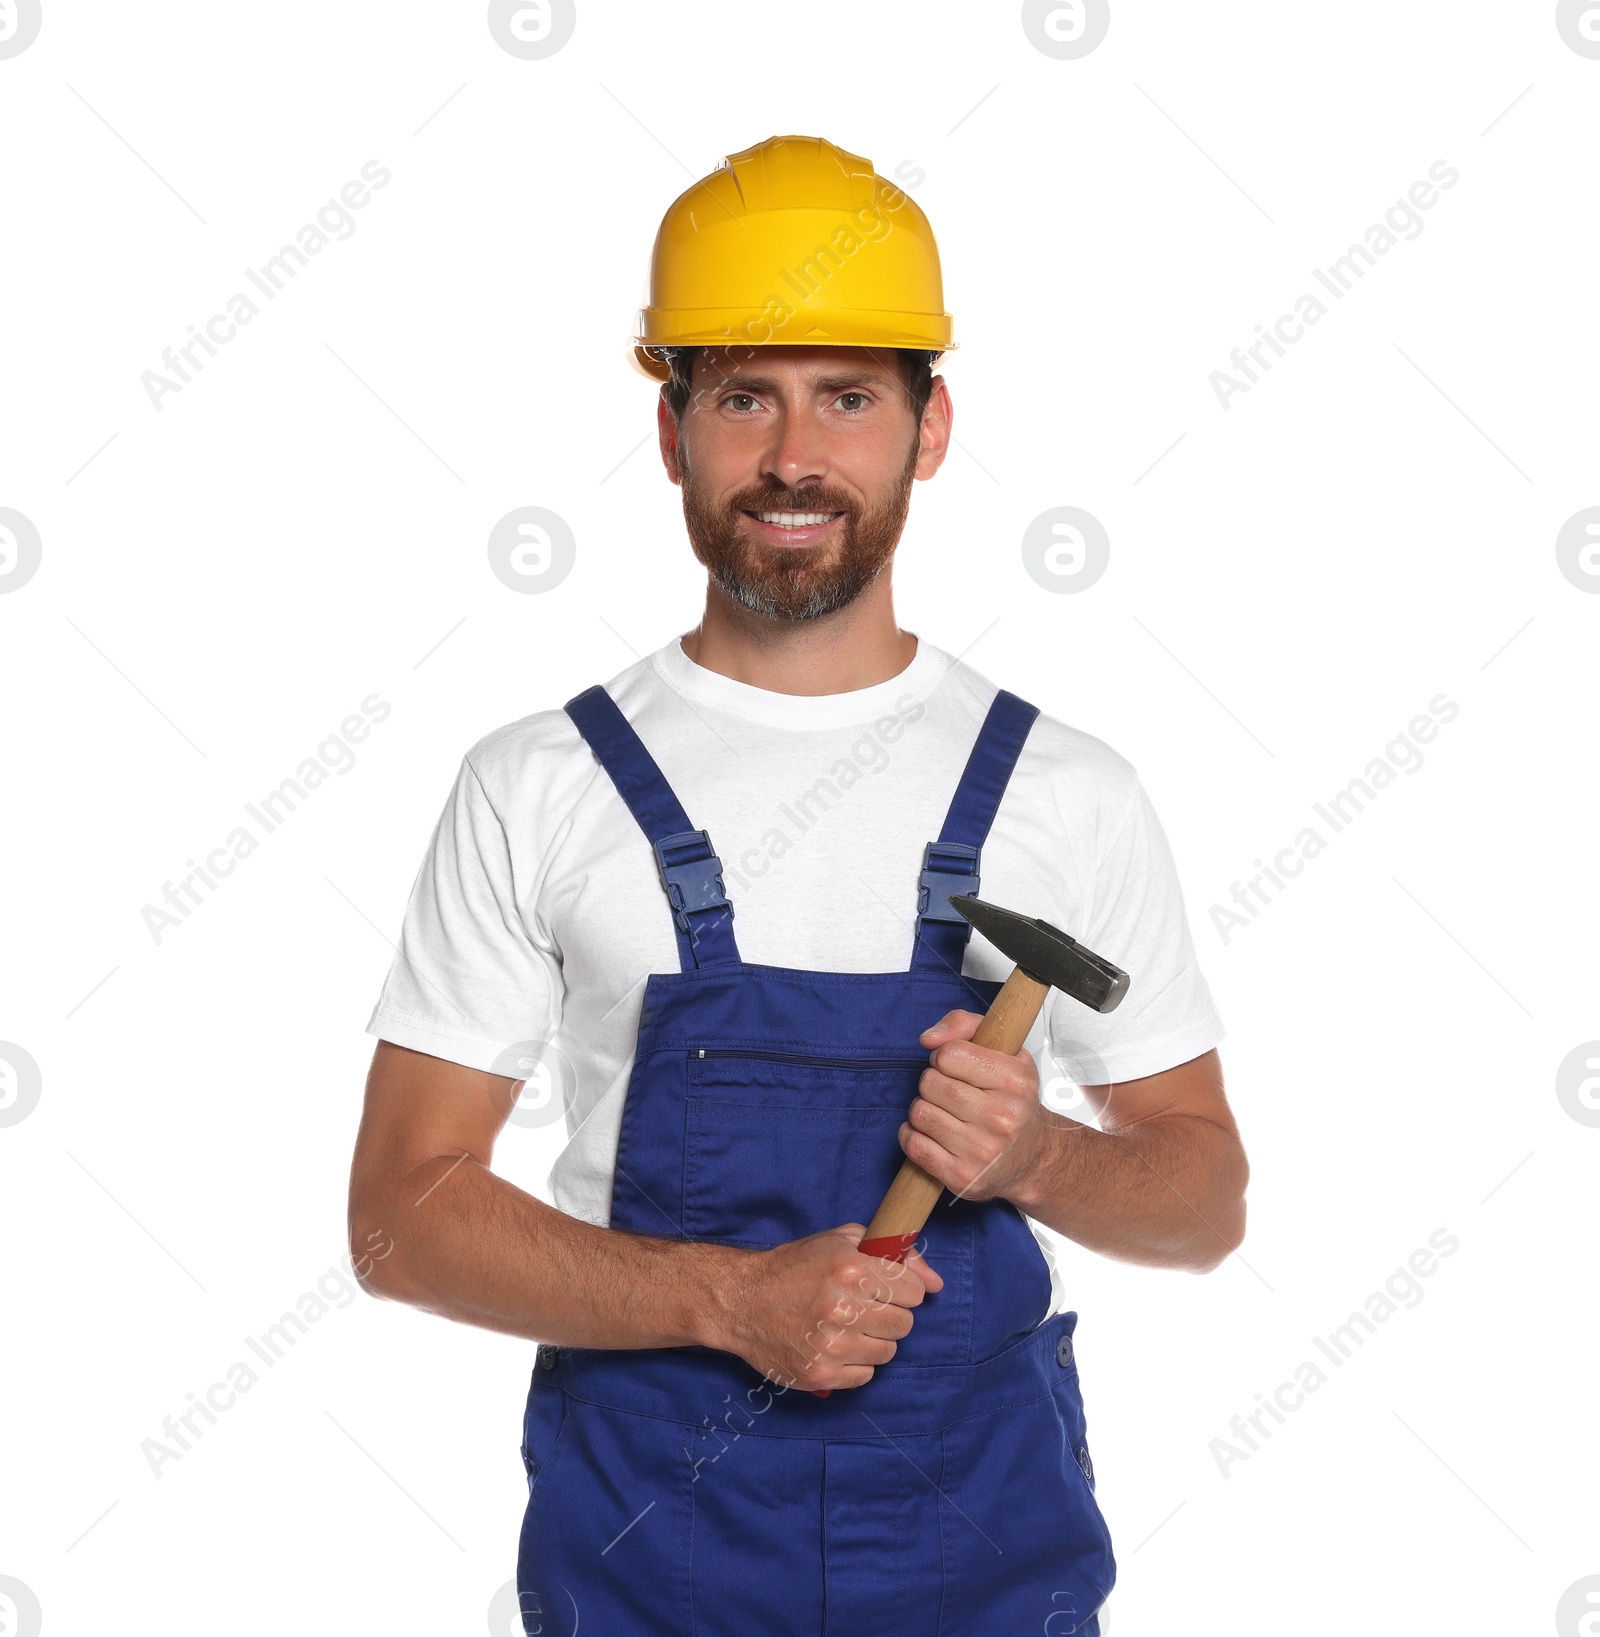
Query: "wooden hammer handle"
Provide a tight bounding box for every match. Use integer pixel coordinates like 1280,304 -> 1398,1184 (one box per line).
811,968 -> 1052,1396
860,966 -> 1052,1253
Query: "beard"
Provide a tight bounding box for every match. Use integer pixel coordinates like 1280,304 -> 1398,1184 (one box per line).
678,436 -> 919,624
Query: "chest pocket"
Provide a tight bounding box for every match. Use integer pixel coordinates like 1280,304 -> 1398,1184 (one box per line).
682,1047 -> 977,1366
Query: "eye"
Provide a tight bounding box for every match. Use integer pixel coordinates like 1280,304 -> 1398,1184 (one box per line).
722,393 -> 759,413
836,392 -> 869,412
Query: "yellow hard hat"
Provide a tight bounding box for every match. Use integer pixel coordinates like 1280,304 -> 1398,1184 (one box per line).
630,134 -> 955,382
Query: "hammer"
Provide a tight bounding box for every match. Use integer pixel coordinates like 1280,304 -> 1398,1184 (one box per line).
811,897 -> 1129,1393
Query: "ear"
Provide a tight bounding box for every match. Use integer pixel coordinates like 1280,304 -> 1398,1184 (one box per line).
914,375 -> 953,482
658,390 -> 684,486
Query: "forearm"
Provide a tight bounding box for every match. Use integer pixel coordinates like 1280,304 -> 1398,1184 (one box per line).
352,1152 -> 742,1349
1008,1110 -> 1248,1272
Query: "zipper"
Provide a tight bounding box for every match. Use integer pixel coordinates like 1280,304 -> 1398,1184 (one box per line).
689,1047 -> 929,1069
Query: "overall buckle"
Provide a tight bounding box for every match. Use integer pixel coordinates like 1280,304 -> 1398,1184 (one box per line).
653,829 -> 733,935
917,840 -> 980,922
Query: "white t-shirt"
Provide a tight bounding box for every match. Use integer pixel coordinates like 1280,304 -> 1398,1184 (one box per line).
365,634 -> 1225,1308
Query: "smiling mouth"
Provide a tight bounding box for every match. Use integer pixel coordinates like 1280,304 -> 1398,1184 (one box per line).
743,509 -> 844,530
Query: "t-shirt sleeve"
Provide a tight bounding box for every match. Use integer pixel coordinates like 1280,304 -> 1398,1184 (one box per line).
365,753 -> 562,1074
1043,776 -> 1224,1085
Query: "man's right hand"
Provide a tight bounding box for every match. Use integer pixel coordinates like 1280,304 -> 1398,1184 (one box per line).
708,1223 -> 943,1393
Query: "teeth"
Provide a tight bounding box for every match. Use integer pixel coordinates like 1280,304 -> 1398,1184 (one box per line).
756,511 -> 840,528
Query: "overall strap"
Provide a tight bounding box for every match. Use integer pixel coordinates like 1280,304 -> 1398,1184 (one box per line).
564,685 -> 740,972
911,689 -> 1041,974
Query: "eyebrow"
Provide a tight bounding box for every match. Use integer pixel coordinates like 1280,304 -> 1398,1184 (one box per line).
703,371 -> 895,395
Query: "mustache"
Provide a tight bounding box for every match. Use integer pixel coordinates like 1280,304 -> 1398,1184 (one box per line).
731,488 -> 856,516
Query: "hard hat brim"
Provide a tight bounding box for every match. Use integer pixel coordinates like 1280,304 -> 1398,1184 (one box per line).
636,305 -> 953,352
630,334 -> 955,385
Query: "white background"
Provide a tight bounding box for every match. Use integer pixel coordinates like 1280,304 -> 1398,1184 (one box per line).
2,2 -> 1597,1633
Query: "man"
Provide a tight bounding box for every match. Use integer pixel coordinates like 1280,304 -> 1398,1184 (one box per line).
349,135 -> 1247,1636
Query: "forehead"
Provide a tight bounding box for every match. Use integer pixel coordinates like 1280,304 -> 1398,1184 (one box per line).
691,345 -> 901,389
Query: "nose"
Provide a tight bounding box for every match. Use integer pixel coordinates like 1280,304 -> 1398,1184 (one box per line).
757,401 -> 831,497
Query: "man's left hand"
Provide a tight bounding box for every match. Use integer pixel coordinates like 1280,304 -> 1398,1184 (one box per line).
899,1010 -> 1049,1204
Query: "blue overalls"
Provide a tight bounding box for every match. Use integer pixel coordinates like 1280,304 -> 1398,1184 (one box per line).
515,682 -> 1115,1636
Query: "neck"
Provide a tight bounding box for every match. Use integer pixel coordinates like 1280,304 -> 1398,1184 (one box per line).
679,577 -> 916,696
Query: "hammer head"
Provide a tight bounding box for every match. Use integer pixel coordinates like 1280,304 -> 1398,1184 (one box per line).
951,895 -> 1130,1014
